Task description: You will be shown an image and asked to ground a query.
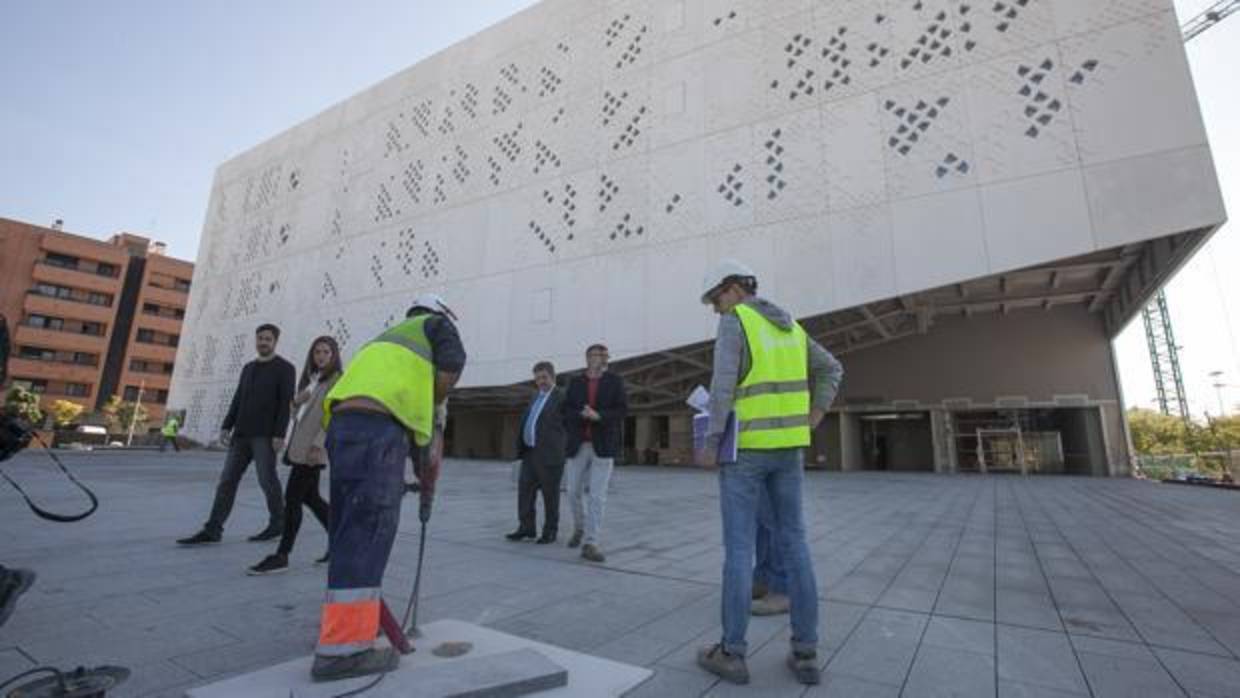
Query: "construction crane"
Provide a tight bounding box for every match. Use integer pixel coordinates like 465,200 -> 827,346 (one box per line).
1142,0 -> 1239,422
1182,0 -> 1240,41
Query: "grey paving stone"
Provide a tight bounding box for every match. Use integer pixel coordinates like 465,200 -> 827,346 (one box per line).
805,673 -> 901,697
997,589 -> 1064,631
1074,641 -> 1186,698
997,625 -> 1090,695
625,666 -> 717,698
1154,647 -> 1240,698
823,608 -> 927,686
903,645 -> 996,698
998,679 -> 1090,696
922,616 -> 995,655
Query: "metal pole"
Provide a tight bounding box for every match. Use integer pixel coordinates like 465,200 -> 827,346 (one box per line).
126,380 -> 145,447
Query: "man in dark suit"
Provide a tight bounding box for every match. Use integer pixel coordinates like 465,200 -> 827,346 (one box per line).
508,361 -> 567,544
563,344 -> 628,563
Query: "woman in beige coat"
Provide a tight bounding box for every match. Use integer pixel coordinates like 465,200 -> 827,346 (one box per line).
249,336 -> 342,575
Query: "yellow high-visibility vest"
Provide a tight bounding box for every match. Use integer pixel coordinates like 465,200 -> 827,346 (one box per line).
733,304 -> 811,450
323,315 -> 435,446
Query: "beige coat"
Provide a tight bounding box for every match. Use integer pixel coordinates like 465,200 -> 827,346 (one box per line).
284,373 -> 338,466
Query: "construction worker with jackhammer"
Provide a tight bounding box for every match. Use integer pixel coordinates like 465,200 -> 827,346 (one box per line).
311,293 -> 466,683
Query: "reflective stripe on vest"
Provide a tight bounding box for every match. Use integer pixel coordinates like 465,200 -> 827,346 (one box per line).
317,586 -> 381,656
733,304 -> 811,450
323,315 -> 436,446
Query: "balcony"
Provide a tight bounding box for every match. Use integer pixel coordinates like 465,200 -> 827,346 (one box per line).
13,324 -> 109,353
132,342 -> 178,363
8,357 -> 102,386
140,284 -> 189,308
135,314 -> 183,336
32,261 -> 122,295
24,293 -> 114,324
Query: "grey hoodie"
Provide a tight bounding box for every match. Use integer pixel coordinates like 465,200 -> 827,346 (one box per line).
706,297 -> 844,449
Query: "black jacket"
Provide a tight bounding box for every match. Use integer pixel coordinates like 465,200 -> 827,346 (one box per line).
516,387 -> 567,468
221,356 -> 296,438
563,372 -> 627,459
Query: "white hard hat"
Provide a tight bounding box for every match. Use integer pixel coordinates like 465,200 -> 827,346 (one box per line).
701,259 -> 757,304
409,292 -> 458,321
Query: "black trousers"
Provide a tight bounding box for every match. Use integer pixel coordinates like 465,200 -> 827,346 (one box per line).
518,459 -> 563,535
160,436 -> 180,452
278,464 -> 329,555
205,437 -> 282,536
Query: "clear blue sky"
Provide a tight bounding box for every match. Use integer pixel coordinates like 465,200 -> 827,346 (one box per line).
1,0 -> 1236,416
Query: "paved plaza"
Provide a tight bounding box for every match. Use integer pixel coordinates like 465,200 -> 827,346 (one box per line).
2,451 -> 1239,697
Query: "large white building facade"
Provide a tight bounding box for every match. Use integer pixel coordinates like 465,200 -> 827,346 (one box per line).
171,0 -> 1225,475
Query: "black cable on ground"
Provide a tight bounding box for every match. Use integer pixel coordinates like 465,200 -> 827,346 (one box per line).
0,666 -> 63,693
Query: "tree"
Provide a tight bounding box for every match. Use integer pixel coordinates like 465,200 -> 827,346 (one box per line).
1126,408 -> 1186,454
116,400 -> 149,435
4,386 -> 44,425
49,399 -> 85,427
100,395 -> 123,433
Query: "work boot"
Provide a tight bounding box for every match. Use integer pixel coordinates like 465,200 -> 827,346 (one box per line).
751,593 -> 790,616
566,530 -> 583,549
536,531 -> 557,545
311,648 -> 400,683
697,644 -> 749,685
505,529 -> 536,542
248,525 -> 283,542
0,567 -> 36,628
315,551 -> 330,565
787,650 -> 821,685
247,554 -> 289,576
176,530 -> 221,546
581,544 -> 606,563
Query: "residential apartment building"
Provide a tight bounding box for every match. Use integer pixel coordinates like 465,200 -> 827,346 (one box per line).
0,218 -> 193,425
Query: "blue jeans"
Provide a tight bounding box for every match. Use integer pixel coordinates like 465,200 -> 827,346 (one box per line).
719,448 -> 818,656
754,494 -> 787,595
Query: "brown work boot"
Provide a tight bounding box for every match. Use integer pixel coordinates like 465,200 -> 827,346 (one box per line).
787,649 -> 821,685
581,543 -> 606,563
697,644 -> 749,685
311,648 -> 399,683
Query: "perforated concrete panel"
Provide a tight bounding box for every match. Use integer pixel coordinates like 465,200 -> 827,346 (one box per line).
171,0 -> 1223,444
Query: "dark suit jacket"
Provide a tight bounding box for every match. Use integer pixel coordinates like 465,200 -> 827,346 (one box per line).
564,372 -> 627,459
517,387 -> 567,468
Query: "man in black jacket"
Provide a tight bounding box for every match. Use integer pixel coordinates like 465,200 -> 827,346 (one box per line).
563,344 -> 627,563
507,361 -> 567,544
178,323 -> 296,544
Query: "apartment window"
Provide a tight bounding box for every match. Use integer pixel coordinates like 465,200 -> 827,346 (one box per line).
173,278 -> 191,292
142,302 -> 159,315
33,282 -> 71,299
64,383 -> 90,397
151,390 -> 169,404
136,328 -> 179,347
18,346 -> 56,361
44,252 -> 79,270
25,314 -> 64,331
123,385 -> 140,401
129,359 -> 174,374
72,352 -> 97,366
95,262 -> 118,277
87,291 -> 112,306
20,379 -> 48,394
80,321 -> 104,336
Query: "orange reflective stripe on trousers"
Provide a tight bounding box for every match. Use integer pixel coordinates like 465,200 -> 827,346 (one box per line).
317,587 -> 381,656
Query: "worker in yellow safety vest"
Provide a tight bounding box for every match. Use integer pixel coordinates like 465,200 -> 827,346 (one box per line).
694,260 -> 843,688
311,293 -> 465,683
